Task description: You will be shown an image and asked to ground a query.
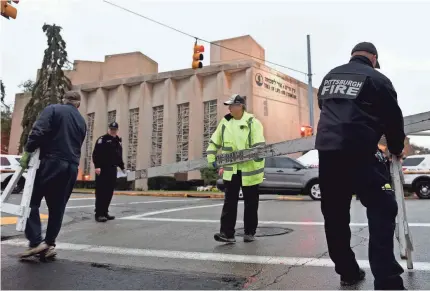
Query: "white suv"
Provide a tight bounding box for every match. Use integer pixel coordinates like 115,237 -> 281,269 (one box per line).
402,154 -> 430,199
0,154 -> 26,194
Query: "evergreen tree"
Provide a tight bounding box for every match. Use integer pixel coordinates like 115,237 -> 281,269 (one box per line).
0,80 -> 5,104
200,168 -> 219,186
19,24 -> 72,152
18,79 -> 36,93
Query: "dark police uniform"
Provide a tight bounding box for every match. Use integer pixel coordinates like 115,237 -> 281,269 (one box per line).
25,102 -> 87,248
316,42 -> 405,290
92,122 -> 125,221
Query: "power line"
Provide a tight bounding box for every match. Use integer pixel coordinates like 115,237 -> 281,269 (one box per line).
103,0 -> 308,75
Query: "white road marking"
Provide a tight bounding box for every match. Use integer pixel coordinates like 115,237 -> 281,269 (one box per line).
42,197 -> 95,203
62,199 -> 202,209
126,199 -> 200,205
121,202 -> 229,219
118,217 -> 430,227
68,198 -> 96,201
2,239 -> 430,271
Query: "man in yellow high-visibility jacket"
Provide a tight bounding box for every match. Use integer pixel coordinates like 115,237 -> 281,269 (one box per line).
206,94 -> 265,243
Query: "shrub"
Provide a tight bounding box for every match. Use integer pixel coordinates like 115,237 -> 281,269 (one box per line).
200,168 -> 218,186
147,176 -> 176,190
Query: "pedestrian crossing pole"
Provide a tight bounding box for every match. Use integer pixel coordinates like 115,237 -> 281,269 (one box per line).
307,34 -> 314,131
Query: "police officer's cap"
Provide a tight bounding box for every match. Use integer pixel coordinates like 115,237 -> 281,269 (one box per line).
351,42 -> 380,69
223,94 -> 246,106
109,122 -> 119,129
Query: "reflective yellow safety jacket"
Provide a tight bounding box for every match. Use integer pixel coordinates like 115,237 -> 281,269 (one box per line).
206,111 -> 265,186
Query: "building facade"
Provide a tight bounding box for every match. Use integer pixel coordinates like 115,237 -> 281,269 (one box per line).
9,35 -> 319,190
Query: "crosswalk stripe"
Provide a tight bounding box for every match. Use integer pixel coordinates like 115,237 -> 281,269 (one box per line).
2,239 -> 430,272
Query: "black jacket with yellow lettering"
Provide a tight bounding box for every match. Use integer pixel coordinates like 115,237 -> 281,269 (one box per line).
315,55 -> 405,155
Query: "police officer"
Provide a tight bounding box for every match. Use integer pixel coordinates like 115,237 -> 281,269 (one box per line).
206,94 -> 265,243
92,122 -> 126,222
19,91 -> 87,258
316,42 -> 406,290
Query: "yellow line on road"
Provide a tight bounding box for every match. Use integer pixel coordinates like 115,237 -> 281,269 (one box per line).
1,214 -> 48,225
277,196 -> 307,201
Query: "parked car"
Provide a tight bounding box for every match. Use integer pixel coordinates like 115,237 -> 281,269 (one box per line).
1,154 -> 26,194
402,154 -> 430,199
216,156 -> 320,200
297,149 -> 319,168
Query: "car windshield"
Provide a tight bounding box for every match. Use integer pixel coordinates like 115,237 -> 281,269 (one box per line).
293,159 -> 307,168
402,157 -> 425,167
15,158 -> 21,162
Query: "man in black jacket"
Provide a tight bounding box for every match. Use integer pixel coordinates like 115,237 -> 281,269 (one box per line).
316,42 -> 406,290
92,122 -> 125,222
19,91 -> 87,258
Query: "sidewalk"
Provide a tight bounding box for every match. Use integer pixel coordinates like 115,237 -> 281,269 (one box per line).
73,189 -> 419,200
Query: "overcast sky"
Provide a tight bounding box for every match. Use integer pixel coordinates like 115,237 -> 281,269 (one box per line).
1,0 -> 429,148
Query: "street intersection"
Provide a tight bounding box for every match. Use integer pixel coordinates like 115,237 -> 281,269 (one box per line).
1,193 -> 430,290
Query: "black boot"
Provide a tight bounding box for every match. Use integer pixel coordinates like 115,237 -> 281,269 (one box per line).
105,214 -> 115,220
95,215 -> 107,222
340,268 -> 366,286
214,233 -> 236,243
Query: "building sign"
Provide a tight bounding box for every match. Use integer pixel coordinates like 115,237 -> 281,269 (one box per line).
255,73 -> 297,99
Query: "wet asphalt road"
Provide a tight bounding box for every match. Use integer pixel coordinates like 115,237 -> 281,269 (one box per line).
1,193 -> 430,290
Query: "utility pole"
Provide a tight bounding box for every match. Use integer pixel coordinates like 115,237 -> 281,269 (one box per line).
306,34 -> 314,131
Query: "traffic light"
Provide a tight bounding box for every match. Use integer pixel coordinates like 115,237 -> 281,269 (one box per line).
1,0 -> 19,20
192,42 -> 204,69
300,125 -> 313,137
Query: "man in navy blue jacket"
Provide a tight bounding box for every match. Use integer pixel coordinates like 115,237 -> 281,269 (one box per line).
19,91 -> 87,258
316,42 -> 406,290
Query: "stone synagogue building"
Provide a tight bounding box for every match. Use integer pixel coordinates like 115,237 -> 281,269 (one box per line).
9,35 -> 319,189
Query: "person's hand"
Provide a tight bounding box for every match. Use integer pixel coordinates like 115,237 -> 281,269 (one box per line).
19,152 -> 31,169
122,169 -> 127,175
389,151 -> 405,163
95,168 -> 101,175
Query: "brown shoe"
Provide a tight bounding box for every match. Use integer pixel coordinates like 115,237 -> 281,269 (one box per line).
20,242 -> 49,258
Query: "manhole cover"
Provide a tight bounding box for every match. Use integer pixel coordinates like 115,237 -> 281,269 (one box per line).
235,226 -> 293,237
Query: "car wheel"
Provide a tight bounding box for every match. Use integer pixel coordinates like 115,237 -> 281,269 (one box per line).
414,179 -> 430,199
305,180 -> 321,200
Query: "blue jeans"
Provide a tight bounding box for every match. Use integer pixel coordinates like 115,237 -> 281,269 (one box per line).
25,158 -> 78,247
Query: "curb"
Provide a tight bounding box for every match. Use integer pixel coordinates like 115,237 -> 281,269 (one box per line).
277,196 -> 308,201
73,189 -> 224,199
276,195 -> 419,201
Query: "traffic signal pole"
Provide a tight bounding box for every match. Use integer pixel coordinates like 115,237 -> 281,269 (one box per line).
307,35 -> 314,131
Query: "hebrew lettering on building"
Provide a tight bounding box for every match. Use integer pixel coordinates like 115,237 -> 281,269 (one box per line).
254,71 -> 298,99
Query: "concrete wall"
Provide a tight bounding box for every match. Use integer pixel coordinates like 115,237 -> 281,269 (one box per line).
210,35 -> 265,65
8,36 -> 318,190
9,52 -> 158,155
71,60 -> 317,189
8,92 -> 31,155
